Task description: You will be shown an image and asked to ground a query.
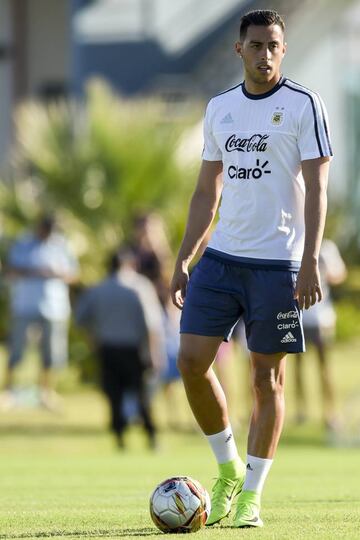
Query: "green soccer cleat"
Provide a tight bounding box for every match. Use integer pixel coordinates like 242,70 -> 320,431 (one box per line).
232,490 -> 263,528
206,474 -> 245,526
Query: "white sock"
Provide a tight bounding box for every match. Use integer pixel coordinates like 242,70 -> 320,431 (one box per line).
206,426 -> 239,464
243,454 -> 273,494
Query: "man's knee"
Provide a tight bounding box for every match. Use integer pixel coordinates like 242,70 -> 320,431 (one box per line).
177,335 -> 222,378
177,349 -> 206,378
177,350 -> 202,377
252,366 -> 285,401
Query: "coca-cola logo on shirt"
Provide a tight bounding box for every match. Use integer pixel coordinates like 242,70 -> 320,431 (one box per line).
225,134 -> 269,152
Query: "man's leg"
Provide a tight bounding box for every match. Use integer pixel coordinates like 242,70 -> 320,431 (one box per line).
137,380 -> 157,449
39,319 -> 67,410
0,316 -> 29,410
178,334 -> 228,433
2,317 -> 28,406
233,351 -> 287,528
177,334 -> 246,525
99,346 -> 128,448
247,351 -> 287,457
5,316 -> 29,389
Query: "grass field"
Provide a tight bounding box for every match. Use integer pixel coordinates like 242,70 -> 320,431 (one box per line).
0,339 -> 360,539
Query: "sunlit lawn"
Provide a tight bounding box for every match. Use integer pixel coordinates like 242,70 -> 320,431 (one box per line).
0,338 -> 359,539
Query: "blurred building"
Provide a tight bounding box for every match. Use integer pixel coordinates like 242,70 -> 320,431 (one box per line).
1,0 -> 360,225
72,0 -> 252,98
0,0 -> 72,170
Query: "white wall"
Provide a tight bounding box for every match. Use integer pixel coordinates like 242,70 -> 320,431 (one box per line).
284,36 -> 347,199
282,0 -> 353,199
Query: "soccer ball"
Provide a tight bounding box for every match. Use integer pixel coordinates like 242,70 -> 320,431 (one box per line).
149,476 -> 211,533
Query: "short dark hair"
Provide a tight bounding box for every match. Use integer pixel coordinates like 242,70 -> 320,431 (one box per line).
108,246 -> 136,273
239,9 -> 285,40
37,215 -> 56,234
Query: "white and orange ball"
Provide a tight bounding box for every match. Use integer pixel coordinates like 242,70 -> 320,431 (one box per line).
149,476 -> 211,533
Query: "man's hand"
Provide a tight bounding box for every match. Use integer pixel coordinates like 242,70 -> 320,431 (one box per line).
170,264 -> 189,309
294,260 -> 322,310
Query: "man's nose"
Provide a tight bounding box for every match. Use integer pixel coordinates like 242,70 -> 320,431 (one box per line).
260,47 -> 271,60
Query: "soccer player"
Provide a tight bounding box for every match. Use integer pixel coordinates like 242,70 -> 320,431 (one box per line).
170,9 -> 332,528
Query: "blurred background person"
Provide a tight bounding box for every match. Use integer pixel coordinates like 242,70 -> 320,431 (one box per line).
156,281 -> 183,430
1,215 -> 79,410
131,211 -> 176,405
294,239 -> 347,430
76,247 -> 165,449
131,211 -> 173,300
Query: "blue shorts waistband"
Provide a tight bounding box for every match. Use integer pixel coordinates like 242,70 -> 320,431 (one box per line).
204,248 -> 301,271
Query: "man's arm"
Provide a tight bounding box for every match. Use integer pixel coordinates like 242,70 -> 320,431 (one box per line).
137,281 -> 166,373
295,157 -> 330,310
6,243 -> 79,284
170,160 -> 223,309
7,266 -> 78,283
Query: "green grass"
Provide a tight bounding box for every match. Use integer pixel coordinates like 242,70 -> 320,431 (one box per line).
0,339 -> 360,539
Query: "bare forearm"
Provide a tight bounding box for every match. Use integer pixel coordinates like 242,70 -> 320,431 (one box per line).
175,191 -> 218,269
171,160 -> 222,308
295,157 -> 329,309
301,157 -> 329,265
8,267 -> 76,282
302,186 -> 327,264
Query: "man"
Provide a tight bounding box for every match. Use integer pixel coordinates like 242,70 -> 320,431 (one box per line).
170,9 -> 332,528
76,248 -> 165,449
4,216 -> 78,410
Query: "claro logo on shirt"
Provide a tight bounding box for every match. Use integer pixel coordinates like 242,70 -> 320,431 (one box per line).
225,134 -> 269,152
228,159 -> 271,180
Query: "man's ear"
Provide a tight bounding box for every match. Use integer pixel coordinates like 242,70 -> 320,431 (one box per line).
235,41 -> 243,58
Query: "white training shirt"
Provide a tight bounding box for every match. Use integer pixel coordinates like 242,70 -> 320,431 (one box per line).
203,76 -> 333,269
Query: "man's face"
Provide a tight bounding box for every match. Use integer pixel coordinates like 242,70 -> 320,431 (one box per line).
235,24 -> 286,85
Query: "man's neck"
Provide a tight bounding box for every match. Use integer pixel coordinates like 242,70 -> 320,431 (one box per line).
244,73 -> 282,95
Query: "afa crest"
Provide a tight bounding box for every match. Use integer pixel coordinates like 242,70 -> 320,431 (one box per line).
271,111 -> 284,126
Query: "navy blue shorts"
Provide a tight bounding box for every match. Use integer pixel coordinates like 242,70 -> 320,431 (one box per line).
180,252 -> 305,354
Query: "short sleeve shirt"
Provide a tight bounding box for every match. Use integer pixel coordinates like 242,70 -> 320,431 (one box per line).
203,77 -> 333,267
9,233 -> 78,320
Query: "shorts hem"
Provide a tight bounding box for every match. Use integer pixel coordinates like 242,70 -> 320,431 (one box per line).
248,347 -> 305,355
180,330 -> 228,342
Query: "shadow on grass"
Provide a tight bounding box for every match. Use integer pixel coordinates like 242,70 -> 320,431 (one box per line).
0,527 -> 161,538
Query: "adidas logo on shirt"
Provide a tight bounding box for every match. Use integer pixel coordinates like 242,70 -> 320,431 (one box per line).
281,332 -> 297,343
220,113 -> 234,124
